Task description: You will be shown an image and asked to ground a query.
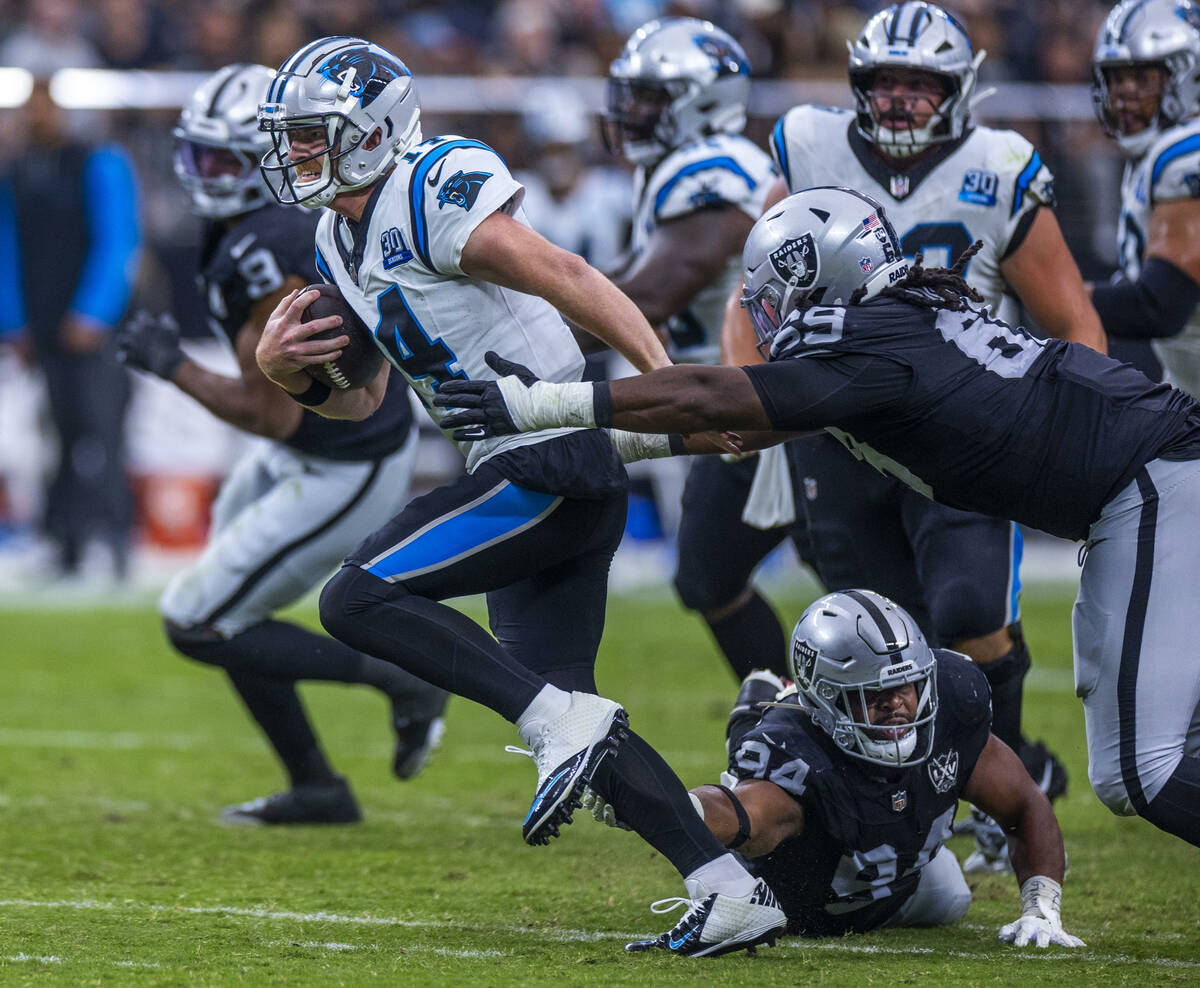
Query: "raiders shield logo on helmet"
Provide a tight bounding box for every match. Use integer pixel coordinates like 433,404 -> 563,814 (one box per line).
769,232 -> 818,288
927,749 -> 959,793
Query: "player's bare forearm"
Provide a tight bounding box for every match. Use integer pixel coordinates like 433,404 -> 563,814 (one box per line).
461,212 -> 671,372
721,280 -> 765,366
691,781 -> 804,858
288,362 -> 389,421
964,735 -> 1066,885
606,365 -> 773,434
174,360 -> 302,439
1002,208 -> 1107,354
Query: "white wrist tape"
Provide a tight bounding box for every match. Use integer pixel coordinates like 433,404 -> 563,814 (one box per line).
1019,875 -> 1063,922
609,430 -> 675,463
497,377 -> 596,431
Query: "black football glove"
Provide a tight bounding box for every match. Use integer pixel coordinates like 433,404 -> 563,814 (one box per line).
115,310 -> 185,380
434,351 -> 541,441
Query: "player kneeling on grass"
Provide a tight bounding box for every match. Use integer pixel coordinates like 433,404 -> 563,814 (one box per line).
698,590 -> 1080,946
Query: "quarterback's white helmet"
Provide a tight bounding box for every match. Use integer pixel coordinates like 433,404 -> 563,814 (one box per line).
174,63 -> 276,219
788,590 -> 938,768
1093,0 -> 1200,158
257,36 -> 422,209
604,17 -> 750,166
848,2 -> 984,157
741,186 -> 909,353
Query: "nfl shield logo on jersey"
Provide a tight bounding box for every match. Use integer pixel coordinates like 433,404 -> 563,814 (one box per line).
769,232 -> 817,288
891,790 -> 907,812
927,749 -> 959,794
889,174 -> 910,199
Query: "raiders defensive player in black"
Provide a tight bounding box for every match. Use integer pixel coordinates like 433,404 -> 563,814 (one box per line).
697,590 -> 1078,944
116,64 -> 446,824
436,186 -> 1200,849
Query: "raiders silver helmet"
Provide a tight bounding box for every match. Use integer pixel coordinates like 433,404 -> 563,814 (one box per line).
1093,0 -> 1200,158
604,17 -> 750,166
848,2 -> 984,157
257,37 -> 422,209
788,590 -> 938,768
174,63 -> 276,219
741,186 -> 909,353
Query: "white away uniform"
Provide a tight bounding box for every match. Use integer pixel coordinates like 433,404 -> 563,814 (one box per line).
631,133 -> 777,364
1116,116 -> 1200,397
765,104 -> 1055,643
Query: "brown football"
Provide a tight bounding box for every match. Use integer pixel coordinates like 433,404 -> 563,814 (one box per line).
300,283 -> 383,390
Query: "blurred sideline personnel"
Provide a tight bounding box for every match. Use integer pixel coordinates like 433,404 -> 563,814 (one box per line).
434,186 -> 1200,850
253,37 -> 786,956
1091,0 -> 1200,393
0,74 -> 140,582
601,18 -> 784,678
516,82 -> 631,271
726,1 -> 1106,869
697,591 -> 1080,947
115,64 -> 447,825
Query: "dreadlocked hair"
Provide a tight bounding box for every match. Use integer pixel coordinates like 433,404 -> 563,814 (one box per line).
849,240 -> 986,311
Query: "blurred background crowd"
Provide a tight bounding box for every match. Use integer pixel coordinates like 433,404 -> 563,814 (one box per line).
0,0 -> 1135,588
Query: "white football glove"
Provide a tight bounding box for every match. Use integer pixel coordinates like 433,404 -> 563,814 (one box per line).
998,876 -> 1085,948
579,787 -> 632,830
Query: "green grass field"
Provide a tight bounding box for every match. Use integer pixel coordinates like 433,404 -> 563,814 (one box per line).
1,584 -> 1197,986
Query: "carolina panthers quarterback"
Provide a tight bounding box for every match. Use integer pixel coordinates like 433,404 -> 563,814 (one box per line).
435,185 -> 1200,851
695,590 -> 1081,947
601,18 -> 792,682
253,37 -> 786,957
729,1 -> 1107,871
1091,0 -> 1200,395
115,64 -> 448,825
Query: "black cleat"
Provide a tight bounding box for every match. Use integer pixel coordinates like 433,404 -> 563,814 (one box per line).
1020,739 -> 1069,802
392,714 -> 445,780
219,778 -> 361,825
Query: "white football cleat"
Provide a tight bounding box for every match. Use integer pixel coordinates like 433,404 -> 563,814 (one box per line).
512,691 -> 628,846
625,878 -> 787,957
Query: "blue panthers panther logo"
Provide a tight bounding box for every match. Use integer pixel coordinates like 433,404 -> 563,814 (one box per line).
436,170 -> 492,211
693,34 -> 747,78
318,47 -> 409,107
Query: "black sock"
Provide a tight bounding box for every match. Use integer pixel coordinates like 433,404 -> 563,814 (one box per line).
1143,756 -> 1200,847
704,590 -> 789,680
225,669 -> 338,788
320,565 -> 544,722
976,624 -> 1032,752
590,730 -> 730,878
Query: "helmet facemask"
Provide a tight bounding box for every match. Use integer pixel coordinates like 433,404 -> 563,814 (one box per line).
851,65 -> 969,158
603,76 -> 688,164
173,138 -> 266,219
1092,60 -> 1173,157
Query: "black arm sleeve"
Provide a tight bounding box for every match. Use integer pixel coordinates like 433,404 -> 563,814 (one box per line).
1091,256 -> 1200,340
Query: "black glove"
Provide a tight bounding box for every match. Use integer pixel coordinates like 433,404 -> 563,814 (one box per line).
434,351 -> 541,441
115,310 -> 185,380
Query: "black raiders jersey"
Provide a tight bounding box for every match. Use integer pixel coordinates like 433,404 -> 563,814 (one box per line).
198,205 -> 412,461
728,650 -> 990,936
744,296 -> 1200,541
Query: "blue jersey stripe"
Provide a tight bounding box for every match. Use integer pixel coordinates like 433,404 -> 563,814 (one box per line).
1011,149 -> 1042,218
1149,133 -> 1200,191
771,116 -> 791,190
653,157 -> 757,217
71,147 -> 141,327
365,482 -> 561,581
315,245 -> 333,282
407,138 -> 496,271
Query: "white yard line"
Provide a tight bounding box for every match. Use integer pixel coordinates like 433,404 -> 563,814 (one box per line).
2,898 -> 1195,967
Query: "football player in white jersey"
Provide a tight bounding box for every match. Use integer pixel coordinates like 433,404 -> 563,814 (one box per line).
115,64 -> 447,825
1091,0 -> 1200,395
600,18 -> 789,683
253,37 -> 785,957
724,1 -> 1106,871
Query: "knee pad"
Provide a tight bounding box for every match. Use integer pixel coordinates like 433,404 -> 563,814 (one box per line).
1087,765 -> 1137,817
164,618 -> 228,666
673,567 -> 742,614
319,564 -> 398,644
